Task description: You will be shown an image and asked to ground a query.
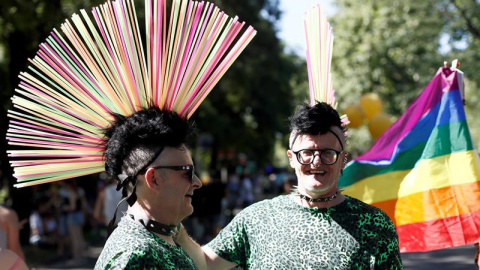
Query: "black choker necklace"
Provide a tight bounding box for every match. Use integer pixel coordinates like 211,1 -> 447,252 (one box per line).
129,214 -> 180,236
296,191 -> 339,203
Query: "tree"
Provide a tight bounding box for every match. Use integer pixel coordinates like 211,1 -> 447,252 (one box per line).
190,0 -> 303,172
442,0 -> 480,147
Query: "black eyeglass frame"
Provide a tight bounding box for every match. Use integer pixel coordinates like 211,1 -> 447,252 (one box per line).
151,165 -> 195,181
291,149 -> 343,165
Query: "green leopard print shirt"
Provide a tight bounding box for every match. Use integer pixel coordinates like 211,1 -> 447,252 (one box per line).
95,216 -> 197,270
207,195 -> 403,269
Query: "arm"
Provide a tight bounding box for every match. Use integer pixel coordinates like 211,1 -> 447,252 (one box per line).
93,190 -> 106,225
6,209 -> 25,260
175,225 -> 235,270
375,214 -> 403,269
203,246 -> 237,270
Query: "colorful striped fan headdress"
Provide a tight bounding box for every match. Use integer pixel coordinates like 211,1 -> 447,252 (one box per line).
6,0 -> 256,188
303,5 -> 348,126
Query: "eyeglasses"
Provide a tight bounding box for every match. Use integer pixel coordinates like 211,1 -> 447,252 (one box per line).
152,165 -> 195,181
291,149 -> 343,165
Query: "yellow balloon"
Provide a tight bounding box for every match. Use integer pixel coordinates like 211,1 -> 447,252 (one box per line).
342,104 -> 364,128
368,113 -> 392,139
359,93 -> 382,119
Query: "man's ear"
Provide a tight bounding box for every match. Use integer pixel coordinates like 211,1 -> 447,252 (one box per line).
342,152 -> 349,169
144,167 -> 161,191
287,150 -> 295,168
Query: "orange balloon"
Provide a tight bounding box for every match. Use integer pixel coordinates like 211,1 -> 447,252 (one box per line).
359,93 -> 382,119
368,113 -> 392,139
342,104 -> 364,128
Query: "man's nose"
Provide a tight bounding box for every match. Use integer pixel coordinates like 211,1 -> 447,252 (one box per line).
311,153 -> 322,166
192,174 -> 202,188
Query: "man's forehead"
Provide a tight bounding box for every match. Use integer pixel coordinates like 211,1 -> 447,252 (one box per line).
329,126 -> 345,139
292,127 -> 345,147
155,145 -> 191,162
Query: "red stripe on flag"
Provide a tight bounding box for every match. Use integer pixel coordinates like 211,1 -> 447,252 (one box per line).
397,211 -> 480,252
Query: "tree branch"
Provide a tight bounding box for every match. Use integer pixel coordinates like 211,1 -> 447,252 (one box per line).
450,0 -> 480,40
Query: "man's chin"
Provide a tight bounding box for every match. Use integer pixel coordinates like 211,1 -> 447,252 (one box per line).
304,185 -> 333,196
184,207 -> 194,217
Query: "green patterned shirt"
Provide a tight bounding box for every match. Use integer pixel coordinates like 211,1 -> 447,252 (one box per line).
207,195 -> 403,269
95,216 -> 197,270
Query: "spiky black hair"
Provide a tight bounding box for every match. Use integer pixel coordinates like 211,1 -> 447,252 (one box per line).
288,101 -> 346,148
103,106 -> 195,182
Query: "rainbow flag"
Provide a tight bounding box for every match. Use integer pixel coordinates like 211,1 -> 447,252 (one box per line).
339,66 -> 480,252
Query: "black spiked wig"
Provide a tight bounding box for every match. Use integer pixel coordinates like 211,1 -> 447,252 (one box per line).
103,106 -> 195,195
288,101 -> 347,149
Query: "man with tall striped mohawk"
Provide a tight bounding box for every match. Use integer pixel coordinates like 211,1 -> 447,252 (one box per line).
5,0 -> 255,268
176,5 -> 403,269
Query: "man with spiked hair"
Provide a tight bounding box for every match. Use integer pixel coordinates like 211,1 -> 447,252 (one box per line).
95,107 -> 202,269
177,101 -> 403,269
4,0 -> 256,267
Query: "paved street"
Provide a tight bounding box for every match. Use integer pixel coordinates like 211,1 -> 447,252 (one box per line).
33,244 -> 479,269
401,244 -> 478,270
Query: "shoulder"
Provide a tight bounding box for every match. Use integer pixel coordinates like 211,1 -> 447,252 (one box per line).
0,207 -> 19,228
0,248 -> 28,270
237,195 -> 288,213
104,218 -> 151,248
341,196 -> 396,232
344,196 -> 389,216
97,220 -> 157,268
337,197 -> 395,229
95,248 -> 156,270
0,206 -> 17,219
227,195 -> 292,226
97,220 -> 195,270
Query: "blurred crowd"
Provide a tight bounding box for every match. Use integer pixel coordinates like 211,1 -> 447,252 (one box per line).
0,165 -> 297,267
184,168 -> 297,245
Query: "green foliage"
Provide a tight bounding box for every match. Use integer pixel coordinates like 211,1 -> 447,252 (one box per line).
442,0 -> 480,147
0,0 -> 106,108
0,0 -> 108,198
191,0 -> 302,170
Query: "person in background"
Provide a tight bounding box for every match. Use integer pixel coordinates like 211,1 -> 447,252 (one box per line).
238,173 -> 254,208
0,205 -> 26,261
58,180 -> 90,262
29,195 -> 61,251
281,174 -> 297,195
0,247 -> 28,270
176,102 -> 403,269
94,176 -> 127,228
201,172 -> 226,243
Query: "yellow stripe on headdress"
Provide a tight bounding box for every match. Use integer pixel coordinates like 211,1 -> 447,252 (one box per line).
7,0 -> 256,187
304,5 -> 349,125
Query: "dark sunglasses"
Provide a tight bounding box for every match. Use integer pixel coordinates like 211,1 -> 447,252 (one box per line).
152,165 -> 195,181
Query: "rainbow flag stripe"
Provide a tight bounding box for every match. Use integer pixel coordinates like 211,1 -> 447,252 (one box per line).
339,67 -> 480,252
